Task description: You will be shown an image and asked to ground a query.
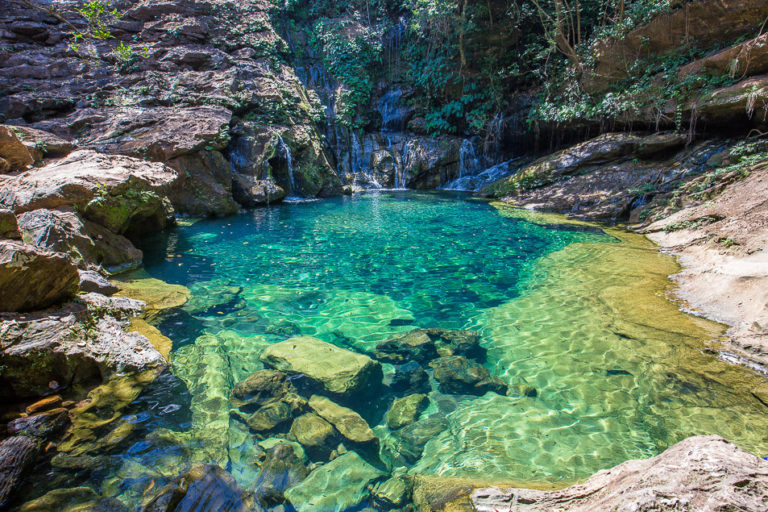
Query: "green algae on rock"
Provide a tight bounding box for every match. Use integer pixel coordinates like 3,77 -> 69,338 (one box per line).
113,270 -> 191,323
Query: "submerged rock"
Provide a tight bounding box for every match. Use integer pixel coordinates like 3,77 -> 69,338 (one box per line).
374,328 -> 485,365
388,361 -> 430,394
113,271 -> 191,322
253,443 -> 309,506
260,336 -> 383,398
386,393 -> 429,430
0,240 -> 79,312
371,475 -> 412,508
472,436 -> 768,512
307,395 -> 377,447
387,416 -> 448,465
284,451 -> 384,512
17,486 -> 128,512
7,408 -> 69,441
430,356 -> 508,396
288,413 -> 337,460
230,369 -> 306,437
142,464 -> 257,512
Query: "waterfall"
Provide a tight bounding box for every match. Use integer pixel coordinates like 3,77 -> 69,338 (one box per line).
459,139 -> 481,178
277,134 -> 297,196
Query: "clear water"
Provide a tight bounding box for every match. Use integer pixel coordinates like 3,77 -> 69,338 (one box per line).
17,192 -> 768,509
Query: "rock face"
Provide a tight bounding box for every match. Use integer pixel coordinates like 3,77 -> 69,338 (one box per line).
472,436 -> 768,512
7,126 -> 76,160
0,240 -> 79,312
0,150 -> 177,236
0,436 -> 38,509
0,126 -> 33,173
260,336 -> 383,398
0,302 -> 166,400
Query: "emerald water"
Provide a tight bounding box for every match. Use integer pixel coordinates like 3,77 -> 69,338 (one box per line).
20,192 -> 768,509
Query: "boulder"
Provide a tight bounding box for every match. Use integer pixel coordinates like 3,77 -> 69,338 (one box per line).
142,464 -> 257,512
472,436 -> 768,512
0,150 -> 178,239
0,126 -> 33,173
374,328 -> 485,365
0,303 -> 166,400
253,442 -> 309,506
307,395 -> 377,446
230,369 -> 307,436
0,240 -> 79,312
0,209 -> 20,239
78,270 -> 118,296
17,208 -> 143,271
371,476 -> 411,508
386,393 -> 429,430
167,150 -> 238,216
388,361 -> 430,394
388,415 -> 447,464
284,451 -> 384,512
288,413 -> 337,459
0,436 -> 39,509
260,336 -> 383,398
7,408 -> 70,441
8,126 -> 76,160
17,487 -> 129,512
429,356 -> 508,396
232,175 -> 286,206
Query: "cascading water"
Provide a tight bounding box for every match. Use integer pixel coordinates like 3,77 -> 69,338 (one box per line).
458,139 -> 481,178
277,134 -> 297,196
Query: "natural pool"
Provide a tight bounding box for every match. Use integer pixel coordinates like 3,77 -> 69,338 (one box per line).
18,191 -> 768,510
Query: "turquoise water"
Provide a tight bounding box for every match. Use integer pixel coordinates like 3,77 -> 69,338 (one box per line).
16,192 -> 768,510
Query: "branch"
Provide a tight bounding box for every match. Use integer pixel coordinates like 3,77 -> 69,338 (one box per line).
15,0 -> 83,35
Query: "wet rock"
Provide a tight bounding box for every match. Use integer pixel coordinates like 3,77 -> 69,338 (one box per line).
471,436 -> 768,512
0,240 -> 79,312
253,443 -> 309,506
308,395 -> 377,446
17,208 -> 143,271
0,304 -> 165,400
113,271 -> 191,322
245,400 -> 297,435
78,270 -> 118,296
232,176 -> 286,206
430,356 -> 508,396
507,383 -> 538,398
386,394 -> 429,430
371,476 -> 411,508
0,126 -> 33,173
375,329 -> 438,364
167,150 -> 238,216
288,413 -> 337,459
0,150 -> 178,238
260,336 -> 383,398
230,370 -> 299,413
389,416 -> 448,464
142,464 -> 257,512
18,487 -> 128,512
388,361 -> 430,394
0,436 -> 38,508
25,395 -> 63,415
284,451 -> 384,512
127,318 -> 173,361
375,328 -> 485,365
0,209 -> 20,239
8,408 -> 70,441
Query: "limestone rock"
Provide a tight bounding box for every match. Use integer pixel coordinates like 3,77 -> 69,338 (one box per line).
0,240 -> 79,312
260,336 -> 383,398
471,436 -> 768,512
17,208 -> 143,272
0,126 -> 33,173
253,443 -> 309,506
0,209 -> 20,239
0,150 -> 178,238
284,451 -> 384,512
430,356 -> 508,396
142,464 -> 257,512
0,436 -> 38,508
386,393 -> 429,430
0,303 -> 166,400
288,413 -> 337,459
307,395 -> 377,445
9,126 -> 76,161
78,270 -> 118,296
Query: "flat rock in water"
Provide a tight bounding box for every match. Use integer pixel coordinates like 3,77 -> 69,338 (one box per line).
284,451 -> 384,512
260,336 -> 383,397
308,395 -> 377,445
472,436 -> 768,512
